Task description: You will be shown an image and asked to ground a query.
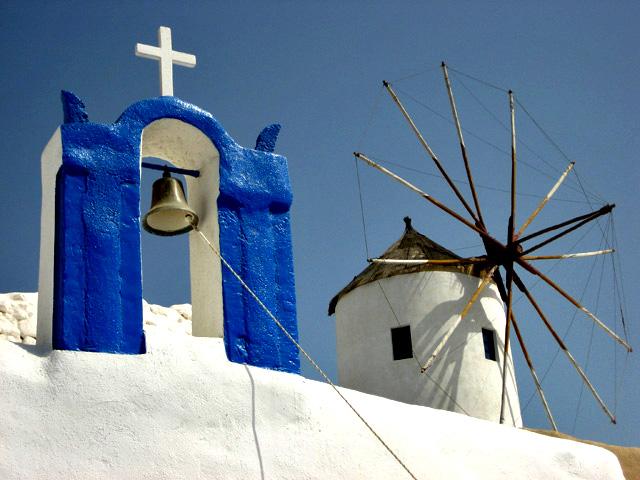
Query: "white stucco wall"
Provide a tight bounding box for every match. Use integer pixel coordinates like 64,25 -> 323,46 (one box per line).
0,293 -> 625,479
36,128 -> 62,348
335,270 -> 522,426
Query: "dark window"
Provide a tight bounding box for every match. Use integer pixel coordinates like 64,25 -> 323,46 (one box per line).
391,325 -> 413,360
482,328 -> 497,361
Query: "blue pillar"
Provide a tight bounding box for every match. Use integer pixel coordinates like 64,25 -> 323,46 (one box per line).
53,122 -> 144,353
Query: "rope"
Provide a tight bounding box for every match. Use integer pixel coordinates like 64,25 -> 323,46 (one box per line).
446,65 -> 508,93
447,66 -> 612,207
354,87 -> 384,259
450,72 -> 606,208
520,220 -> 600,411
191,223 -> 419,480
571,167 -> 608,224
357,86 -> 384,149
454,74 -> 509,130
555,167 -> 621,425
614,316 -> 618,414
453,74 -> 591,197
616,350 -> 631,415
608,216 -> 629,415
446,69 -> 605,204
571,234 -> 607,433
610,215 -> 630,342
515,99 -> 606,205
515,99 -> 571,164
454,243 -> 484,252
354,159 -> 370,259
390,65 -> 439,84
568,198 -> 630,421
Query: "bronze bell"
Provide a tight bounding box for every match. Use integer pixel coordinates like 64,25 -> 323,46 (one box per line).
143,170 -> 199,236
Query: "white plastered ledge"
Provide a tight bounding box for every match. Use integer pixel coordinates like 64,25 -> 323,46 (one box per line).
0,295 -> 626,479
0,332 -> 624,480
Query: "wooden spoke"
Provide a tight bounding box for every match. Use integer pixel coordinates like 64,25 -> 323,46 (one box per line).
382,80 -> 481,225
518,204 -> 614,245
499,91 -> 518,425
492,270 -> 554,427
421,266 -> 498,373
521,206 -> 614,256
353,153 -> 504,249
516,257 -> 632,351
511,314 -> 558,431
512,272 -> 617,423
441,62 -> 485,227
499,265 -> 514,424
516,161 -> 575,237
522,249 -> 614,261
368,257 -> 486,265
509,91 -> 517,240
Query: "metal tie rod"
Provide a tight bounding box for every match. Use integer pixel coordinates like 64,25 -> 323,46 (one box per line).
142,161 -> 200,178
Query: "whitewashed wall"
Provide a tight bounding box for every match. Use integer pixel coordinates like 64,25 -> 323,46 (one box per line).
0,293 -> 625,479
335,270 -> 522,426
36,129 -> 62,348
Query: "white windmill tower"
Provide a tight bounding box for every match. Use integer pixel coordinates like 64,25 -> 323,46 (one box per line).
329,216 -> 522,426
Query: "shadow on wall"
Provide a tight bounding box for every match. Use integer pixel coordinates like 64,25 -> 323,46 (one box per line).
413,272 -> 469,412
371,271 -> 469,411
410,271 -> 507,417
244,365 -> 266,480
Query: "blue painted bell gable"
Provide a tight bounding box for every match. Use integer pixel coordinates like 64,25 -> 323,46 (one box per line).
53,93 -> 300,373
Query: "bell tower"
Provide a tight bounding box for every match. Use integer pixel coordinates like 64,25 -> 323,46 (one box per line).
36,27 -> 300,374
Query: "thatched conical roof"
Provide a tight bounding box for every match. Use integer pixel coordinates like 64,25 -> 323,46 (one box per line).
328,217 -> 486,315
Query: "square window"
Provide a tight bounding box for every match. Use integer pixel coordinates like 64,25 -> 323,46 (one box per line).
482,328 -> 497,361
391,325 -> 413,360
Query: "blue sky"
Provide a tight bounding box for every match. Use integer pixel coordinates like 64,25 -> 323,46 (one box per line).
1,1 -> 638,446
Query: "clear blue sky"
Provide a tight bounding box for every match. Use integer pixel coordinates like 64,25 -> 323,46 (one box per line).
1,1 -> 638,446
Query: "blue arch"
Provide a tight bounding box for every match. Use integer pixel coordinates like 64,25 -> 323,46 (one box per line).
54,94 -> 300,373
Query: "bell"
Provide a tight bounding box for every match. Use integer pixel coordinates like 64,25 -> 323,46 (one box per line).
143,170 -> 199,236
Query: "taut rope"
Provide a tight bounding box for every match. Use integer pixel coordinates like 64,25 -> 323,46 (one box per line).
190,220 -> 420,480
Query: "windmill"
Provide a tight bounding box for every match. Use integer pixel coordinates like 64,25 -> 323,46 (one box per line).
351,62 -> 632,429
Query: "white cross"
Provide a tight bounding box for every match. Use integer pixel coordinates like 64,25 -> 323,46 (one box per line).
135,26 -> 196,96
